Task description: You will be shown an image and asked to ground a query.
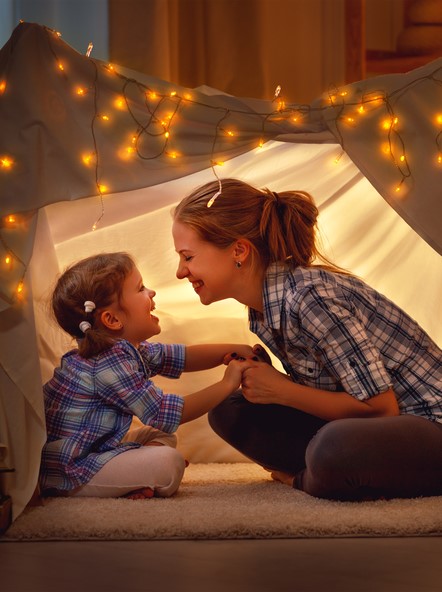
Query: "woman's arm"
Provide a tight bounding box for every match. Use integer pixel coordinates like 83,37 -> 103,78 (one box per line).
241,363 -> 400,421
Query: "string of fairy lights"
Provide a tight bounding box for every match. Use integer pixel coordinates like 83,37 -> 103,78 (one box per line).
0,23 -> 441,305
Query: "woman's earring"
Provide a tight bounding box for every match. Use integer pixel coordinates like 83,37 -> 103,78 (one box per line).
235,261 -> 242,269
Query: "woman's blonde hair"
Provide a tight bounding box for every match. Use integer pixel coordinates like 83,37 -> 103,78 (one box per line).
174,178 -> 343,273
51,252 -> 135,358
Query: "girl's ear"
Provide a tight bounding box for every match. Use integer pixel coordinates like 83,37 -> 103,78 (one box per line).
100,310 -> 123,332
233,239 -> 252,263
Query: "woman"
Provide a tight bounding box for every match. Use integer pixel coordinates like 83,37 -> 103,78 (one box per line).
172,178 -> 442,501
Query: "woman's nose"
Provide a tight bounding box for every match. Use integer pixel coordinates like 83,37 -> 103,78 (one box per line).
176,261 -> 188,279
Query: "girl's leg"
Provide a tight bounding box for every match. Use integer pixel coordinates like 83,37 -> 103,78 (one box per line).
71,446 -> 186,499
121,422 -> 177,447
208,391 -> 327,473
297,415 -> 442,500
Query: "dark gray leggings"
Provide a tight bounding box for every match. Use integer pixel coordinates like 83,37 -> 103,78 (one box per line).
208,391 -> 442,501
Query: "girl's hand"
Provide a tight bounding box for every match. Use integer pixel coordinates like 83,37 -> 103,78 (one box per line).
241,362 -> 289,404
222,358 -> 253,391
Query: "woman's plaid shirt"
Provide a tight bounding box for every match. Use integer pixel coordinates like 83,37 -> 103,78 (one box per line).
249,263 -> 442,423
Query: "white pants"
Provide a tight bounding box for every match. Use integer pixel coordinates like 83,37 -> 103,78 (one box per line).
70,445 -> 186,498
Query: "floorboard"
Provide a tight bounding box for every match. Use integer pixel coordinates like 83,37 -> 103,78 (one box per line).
1,537 -> 441,592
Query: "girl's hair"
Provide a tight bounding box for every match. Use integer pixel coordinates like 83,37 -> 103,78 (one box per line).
51,252 -> 135,358
173,178 -> 344,273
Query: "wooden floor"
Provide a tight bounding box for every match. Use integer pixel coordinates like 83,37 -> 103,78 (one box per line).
1,537 -> 441,592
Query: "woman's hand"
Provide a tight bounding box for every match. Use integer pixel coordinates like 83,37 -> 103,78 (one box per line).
241,362 -> 290,404
223,344 -> 272,366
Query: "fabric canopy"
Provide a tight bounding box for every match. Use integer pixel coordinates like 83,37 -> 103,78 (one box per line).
1,22 -> 441,309
0,22 -> 441,520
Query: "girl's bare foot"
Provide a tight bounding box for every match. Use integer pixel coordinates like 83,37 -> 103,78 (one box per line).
270,470 -> 295,488
124,487 -> 154,500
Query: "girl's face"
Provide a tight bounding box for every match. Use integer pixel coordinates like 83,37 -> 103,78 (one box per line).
172,220 -> 238,306
116,266 -> 161,346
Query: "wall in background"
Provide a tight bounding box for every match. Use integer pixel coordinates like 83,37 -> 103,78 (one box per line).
0,0 -> 109,61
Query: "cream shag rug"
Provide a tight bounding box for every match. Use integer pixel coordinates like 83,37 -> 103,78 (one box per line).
3,463 -> 441,541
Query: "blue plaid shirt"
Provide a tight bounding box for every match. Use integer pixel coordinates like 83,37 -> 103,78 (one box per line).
40,339 -> 185,492
249,263 -> 442,423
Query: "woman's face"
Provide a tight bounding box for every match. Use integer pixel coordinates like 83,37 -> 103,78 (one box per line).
172,220 -> 238,305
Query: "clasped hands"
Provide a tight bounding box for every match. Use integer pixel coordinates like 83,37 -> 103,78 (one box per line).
223,344 -> 288,405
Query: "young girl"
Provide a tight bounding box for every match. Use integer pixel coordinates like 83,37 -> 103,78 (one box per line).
172,177 -> 442,501
40,252 -> 256,500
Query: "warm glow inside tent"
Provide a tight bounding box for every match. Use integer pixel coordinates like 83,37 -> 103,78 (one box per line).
0,23 -> 441,520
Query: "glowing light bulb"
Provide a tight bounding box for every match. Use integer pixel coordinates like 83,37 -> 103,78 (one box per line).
16,281 -> 24,295
399,155 -> 406,163
437,153 -> 442,164
5,215 -> 16,224
226,130 -> 235,137
334,151 -> 343,164
164,131 -> 170,138
167,151 -> 179,159
76,87 -> 86,96
1,156 -> 13,169
147,91 -> 157,100
98,184 -> 108,193
100,114 -> 110,121
114,97 -> 125,110
0,81 -> 6,94
357,105 -> 365,114
5,254 -> 11,265
58,62 -> 64,71
258,139 -> 264,149
82,153 -> 94,166
118,146 -> 136,160
170,91 -> 177,97
394,179 -> 404,193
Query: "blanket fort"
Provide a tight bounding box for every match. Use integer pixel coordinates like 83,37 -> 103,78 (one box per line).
0,22 -> 441,521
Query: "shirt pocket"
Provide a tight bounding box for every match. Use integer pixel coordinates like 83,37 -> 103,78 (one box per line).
286,351 -> 342,390
286,353 -> 323,384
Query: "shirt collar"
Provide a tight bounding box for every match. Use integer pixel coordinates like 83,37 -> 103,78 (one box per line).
249,261 -> 290,330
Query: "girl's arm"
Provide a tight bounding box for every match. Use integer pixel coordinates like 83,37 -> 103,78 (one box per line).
183,343 -> 258,372
180,359 -> 249,423
241,363 -> 400,421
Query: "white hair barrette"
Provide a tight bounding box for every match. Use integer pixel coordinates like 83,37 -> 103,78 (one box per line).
84,301 -> 96,313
